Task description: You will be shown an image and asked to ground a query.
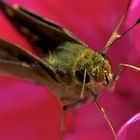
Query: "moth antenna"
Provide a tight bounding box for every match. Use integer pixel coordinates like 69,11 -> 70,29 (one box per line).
80,69 -> 87,99
119,18 -> 140,38
94,100 -> 117,140
101,18 -> 140,54
113,0 -> 131,32
100,0 -> 139,54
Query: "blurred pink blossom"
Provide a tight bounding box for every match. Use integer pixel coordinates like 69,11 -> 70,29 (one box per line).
117,113 -> 140,140
0,0 -> 140,140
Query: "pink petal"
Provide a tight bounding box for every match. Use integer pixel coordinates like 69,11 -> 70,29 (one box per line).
117,112 -> 140,140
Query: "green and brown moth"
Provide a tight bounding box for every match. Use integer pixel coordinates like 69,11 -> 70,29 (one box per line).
0,0 -> 139,140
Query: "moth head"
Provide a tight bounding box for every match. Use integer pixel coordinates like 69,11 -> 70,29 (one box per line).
75,52 -> 111,86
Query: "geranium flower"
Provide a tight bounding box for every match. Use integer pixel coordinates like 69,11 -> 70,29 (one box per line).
0,0 -> 140,140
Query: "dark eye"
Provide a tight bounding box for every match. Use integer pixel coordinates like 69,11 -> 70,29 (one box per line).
75,70 -> 90,84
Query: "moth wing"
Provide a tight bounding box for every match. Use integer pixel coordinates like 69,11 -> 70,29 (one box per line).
0,38 -> 58,85
0,60 -> 47,85
0,1 -> 84,56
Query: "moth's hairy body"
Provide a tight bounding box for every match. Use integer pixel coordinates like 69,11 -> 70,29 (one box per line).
44,43 -> 86,104
43,42 -> 111,105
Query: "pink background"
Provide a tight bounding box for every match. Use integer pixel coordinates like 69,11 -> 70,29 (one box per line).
0,0 -> 140,140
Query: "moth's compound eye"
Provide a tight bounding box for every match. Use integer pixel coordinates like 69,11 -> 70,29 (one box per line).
75,70 -> 90,84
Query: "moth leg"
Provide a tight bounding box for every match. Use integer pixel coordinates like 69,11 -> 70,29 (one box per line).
62,99 -> 86,136
63,98 -> 87,111
60,110 -> 65,139
63,86 -> 99,111
112,63 -> 140,81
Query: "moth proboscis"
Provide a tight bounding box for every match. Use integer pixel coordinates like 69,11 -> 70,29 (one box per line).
0,0 -> 140,140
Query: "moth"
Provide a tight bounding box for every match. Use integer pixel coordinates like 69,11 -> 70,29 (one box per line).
0,1 -> 139,140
